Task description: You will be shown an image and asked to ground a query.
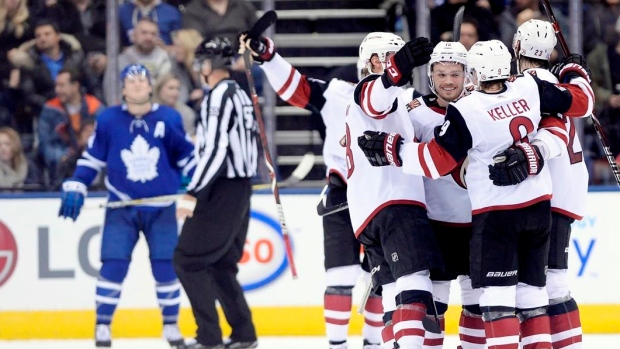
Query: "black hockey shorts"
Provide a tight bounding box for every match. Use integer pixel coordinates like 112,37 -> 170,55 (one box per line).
548,211 -> 575,270
358,204 -> 444,293
429,221 -> 473,281
323,175 -> 360,270
470,200 -> 551,288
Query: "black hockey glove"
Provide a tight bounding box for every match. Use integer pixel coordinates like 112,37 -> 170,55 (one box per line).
357,131 -> 403,167
382,37 -> 433,87
488,143 -> 544,186
550,53 -> 591,83
239,32 -> 275,64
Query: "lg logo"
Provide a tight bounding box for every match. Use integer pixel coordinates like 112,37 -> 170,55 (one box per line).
0,220 -> 18,288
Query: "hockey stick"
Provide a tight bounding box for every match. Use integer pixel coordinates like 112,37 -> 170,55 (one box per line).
452,5 -> 465,42
316,201 -> 348,217
540,0 -> 620,187
252,152 -> 315,190
242,10 -> 298,279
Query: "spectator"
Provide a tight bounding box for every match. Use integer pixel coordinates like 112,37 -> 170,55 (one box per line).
8,20 -> 102,135
38,67 -> 104,185
119,0 -> 181,48
117,18 -> 172,86
153,73 -> 196,137
588,0 -> 620,44
1,0 -> 33,85
31,0 -> 82,36
0,126 -> 41,189
459,17 -> 479,50
584,27 -> 620,184
53,119 -> 100,189
182,0 -> 257,48
72,0 -> 107,76
0,69 -> 20,128
170,28 -> 203,106
431,0 -> 499,44
182,0 -> 259,95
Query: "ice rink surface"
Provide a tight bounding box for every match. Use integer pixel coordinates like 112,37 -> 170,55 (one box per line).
1,335 -> 619,348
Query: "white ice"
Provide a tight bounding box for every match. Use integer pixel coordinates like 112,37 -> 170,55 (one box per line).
1,335 -> 619,348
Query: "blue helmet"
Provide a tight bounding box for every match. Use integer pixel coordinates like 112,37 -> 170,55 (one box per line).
120,64 -> 152,86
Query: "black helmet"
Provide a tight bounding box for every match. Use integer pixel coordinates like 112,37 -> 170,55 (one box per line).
195,36 -> 235,70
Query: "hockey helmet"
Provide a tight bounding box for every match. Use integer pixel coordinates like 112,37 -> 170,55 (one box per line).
194,36 -> 235,70
513,19 -> 556,63
120,64 -> 152,86
358,32 -> 405,74
467,40 -> 511,85
427,41 -> 468,96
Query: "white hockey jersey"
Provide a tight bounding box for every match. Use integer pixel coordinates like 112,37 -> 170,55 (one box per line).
346,75 -> 426,236
408,95 -> 472,224
259,53 -> 353,181
527,68 -> 589,220
399,73 -> 593,214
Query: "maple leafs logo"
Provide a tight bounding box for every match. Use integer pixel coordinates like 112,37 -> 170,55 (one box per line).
121,135 -> 160,183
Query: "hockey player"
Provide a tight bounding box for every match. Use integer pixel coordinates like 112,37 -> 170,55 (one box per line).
408,41 -> 486,349
346,32 -> 444,349
173,36 -> 259,349
238,32 -> 384,349
356,40 -> 594,349
58,63 -> 196,348
488,19 -> 588,348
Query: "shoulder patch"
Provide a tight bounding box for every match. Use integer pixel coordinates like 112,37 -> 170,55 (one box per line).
406,99 -> 421,111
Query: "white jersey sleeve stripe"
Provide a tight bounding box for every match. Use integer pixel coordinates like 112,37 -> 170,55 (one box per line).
279,68 -> 302,101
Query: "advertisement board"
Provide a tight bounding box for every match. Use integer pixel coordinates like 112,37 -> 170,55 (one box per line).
0,191 -> 618,338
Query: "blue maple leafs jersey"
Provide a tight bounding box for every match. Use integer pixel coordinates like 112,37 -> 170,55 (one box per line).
72,104 -> 196,205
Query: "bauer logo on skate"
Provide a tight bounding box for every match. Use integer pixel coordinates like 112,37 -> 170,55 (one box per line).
237,210 -> 289,291
0,220 -> 18,288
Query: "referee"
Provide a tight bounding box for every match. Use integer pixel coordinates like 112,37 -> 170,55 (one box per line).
173,36 -> 259,349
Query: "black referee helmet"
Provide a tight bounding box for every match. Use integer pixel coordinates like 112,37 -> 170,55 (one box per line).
194,36 -> 235,70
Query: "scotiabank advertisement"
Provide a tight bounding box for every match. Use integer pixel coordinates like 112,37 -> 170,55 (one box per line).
0,191 -> 619,338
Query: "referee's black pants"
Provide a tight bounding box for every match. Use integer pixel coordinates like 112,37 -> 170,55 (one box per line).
173,177 -> 256,347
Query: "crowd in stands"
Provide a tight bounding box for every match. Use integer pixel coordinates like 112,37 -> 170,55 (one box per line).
0,0 -> 619,190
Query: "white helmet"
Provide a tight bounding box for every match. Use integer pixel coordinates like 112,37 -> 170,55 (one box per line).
359,32 -> 405,74
427,41 -> 468,95
512,19 -> 556,63
467,40 -> 511,85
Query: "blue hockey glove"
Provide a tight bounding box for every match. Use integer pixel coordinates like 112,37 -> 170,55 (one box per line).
59,180 -> 87,221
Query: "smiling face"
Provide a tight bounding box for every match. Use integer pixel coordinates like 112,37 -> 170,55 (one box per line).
431,62 -> 466,103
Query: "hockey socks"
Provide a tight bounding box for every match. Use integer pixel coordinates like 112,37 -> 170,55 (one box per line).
548,297 -> 582,348
519,313 -> 552,349
95,278 -> 122,325
156,280 -> 182,324
363,294 -> 384,346
381,312 -> 396,349
324,286 -> 354,345
483,315 -> 520,349
393,303 -> 427,348
423,301 -> 446,349
459,307 -> 487,349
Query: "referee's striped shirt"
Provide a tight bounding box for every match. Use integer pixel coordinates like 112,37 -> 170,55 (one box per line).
187,80 -> 258,194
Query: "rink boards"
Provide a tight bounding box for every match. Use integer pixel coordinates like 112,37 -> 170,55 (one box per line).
0,190 -> 619,338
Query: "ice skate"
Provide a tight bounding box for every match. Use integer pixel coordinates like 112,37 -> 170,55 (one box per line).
163,323 -> 186,348
362,339 -> 381,349
95,324 -> 111,347
225,340 -> 258,349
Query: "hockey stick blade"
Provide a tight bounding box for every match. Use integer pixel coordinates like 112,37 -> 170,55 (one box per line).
248,10 -> 278,38
252,152 -> 315,190
316,201 -> 348,217
452,5 -> 465,42
422,316 -> 442,334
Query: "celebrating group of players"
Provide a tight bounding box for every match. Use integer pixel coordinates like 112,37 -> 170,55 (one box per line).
241,17 -> 592,349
